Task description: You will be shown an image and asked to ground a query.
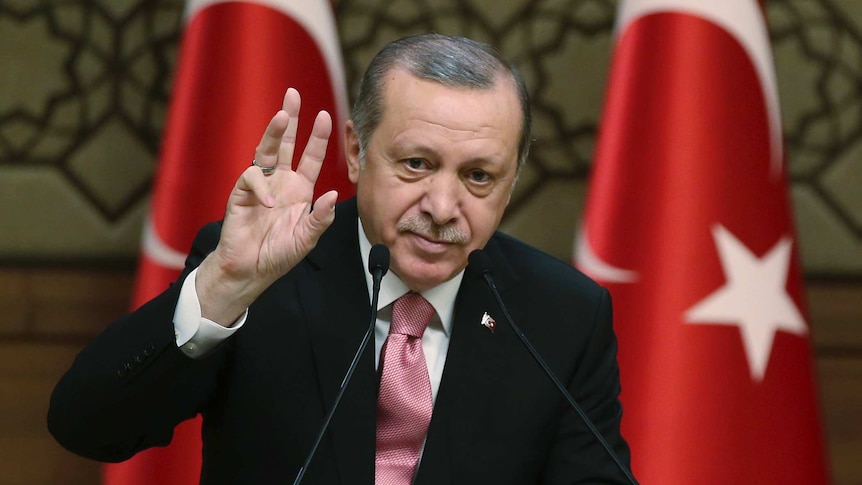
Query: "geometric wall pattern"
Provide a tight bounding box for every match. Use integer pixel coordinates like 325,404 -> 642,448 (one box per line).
1,0 -> 861,277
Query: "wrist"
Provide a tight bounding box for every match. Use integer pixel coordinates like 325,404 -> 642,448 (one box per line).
195,254 -> 270,326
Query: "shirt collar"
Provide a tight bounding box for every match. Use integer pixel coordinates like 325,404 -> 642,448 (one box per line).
358,218 -> 463,336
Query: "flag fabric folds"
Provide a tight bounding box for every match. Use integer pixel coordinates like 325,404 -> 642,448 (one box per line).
105,1 -> 352,483
577,0 -> 830,483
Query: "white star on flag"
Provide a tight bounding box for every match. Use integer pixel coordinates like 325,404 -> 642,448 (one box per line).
685,224 -> 808,382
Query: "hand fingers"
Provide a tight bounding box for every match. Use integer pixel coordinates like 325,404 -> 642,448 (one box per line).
282,86 -> 301,114
252,88 -> 301,172
295,111 -> 332,185
306,190 -> 339,236
254,111 -> 290,170
277,88 -> 301,170
235,166 -> 276,208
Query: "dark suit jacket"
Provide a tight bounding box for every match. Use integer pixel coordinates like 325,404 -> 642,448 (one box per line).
49,198 -> 632,484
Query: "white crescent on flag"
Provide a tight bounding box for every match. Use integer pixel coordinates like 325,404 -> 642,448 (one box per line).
616,0 -> 783,175
140,0 -> 349,272
142,216 -> 187,270
575,227 -> 639,283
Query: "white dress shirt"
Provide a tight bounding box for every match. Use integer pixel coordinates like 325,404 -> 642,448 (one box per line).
172,219 -> 463,402
357,220 -> 462,402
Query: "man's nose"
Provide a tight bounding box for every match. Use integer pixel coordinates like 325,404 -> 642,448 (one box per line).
420,173 -> 462,226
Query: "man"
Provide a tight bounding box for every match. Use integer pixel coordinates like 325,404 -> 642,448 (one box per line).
49,34 -> 633,484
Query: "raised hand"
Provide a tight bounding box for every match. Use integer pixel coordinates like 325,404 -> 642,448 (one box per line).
196,88 -> 339,325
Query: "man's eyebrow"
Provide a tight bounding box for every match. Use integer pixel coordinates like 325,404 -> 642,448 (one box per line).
389,141 -> 508,167
387,142 -> 441,161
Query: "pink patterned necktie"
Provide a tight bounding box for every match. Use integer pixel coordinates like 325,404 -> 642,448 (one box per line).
375,292 -> 436,484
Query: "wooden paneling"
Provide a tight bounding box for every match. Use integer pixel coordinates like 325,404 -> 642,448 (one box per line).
0,267 -> 131,484
818,356 -> 862,485
0,343 -> 100,484
809,283 -> 862,352
0,267 -> 133,340
0,268 -> 32,336
809,283 -> 862,484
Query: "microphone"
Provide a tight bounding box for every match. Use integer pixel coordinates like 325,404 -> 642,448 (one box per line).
467,250 -> 638,485
368,243 -> 390,293
293,244 -> 390,485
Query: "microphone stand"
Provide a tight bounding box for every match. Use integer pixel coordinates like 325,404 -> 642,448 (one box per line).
469,250 -> 638,485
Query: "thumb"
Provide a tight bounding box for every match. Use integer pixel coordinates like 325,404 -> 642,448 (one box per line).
305,190 -> 338,238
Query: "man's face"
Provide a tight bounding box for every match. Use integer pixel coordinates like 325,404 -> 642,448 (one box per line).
346,68 -> 522,292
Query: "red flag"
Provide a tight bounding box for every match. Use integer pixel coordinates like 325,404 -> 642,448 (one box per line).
577,1 -> 830,483
106,1 -> 352,483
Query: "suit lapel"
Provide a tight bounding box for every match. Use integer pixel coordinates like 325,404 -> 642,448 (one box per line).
415,240 -> 519,484
298,204 -> 522,484
300,199 -> 377,484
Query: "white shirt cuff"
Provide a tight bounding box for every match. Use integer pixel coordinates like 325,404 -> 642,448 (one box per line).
173,267 -> 247,358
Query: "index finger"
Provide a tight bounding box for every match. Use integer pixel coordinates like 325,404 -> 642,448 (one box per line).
254,88 -> 301,168
254,110 -> 290,168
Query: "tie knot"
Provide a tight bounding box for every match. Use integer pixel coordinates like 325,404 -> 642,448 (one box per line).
391,293 -> 435,338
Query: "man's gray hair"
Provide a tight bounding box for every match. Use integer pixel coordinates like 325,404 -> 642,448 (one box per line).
351,33 -> 532,170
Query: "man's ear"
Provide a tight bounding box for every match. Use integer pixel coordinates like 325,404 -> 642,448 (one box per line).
345,120 -> 361,183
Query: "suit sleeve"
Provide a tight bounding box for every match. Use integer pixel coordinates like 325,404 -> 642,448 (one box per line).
47,222 -> 230,463
543,287 -> 636,484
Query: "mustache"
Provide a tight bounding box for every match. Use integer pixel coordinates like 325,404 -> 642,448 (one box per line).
397,215 -> 469,244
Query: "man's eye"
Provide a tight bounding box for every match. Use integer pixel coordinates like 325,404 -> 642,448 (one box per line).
467,170 -> 490,183
405,158 -> 425,170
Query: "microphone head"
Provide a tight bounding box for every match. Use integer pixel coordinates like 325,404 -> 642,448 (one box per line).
468,249 -> 494,277
368,244 -> 390,277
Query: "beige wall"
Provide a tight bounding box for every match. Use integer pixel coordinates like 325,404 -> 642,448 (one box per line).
1,0 -> 861,483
